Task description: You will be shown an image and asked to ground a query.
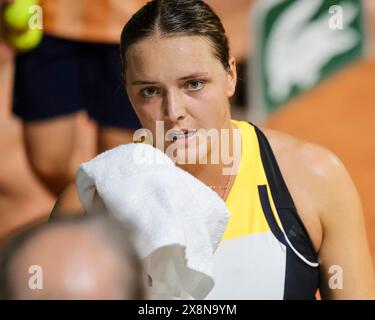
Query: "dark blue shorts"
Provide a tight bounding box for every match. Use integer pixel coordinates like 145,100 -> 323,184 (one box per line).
12,34 -> 141,129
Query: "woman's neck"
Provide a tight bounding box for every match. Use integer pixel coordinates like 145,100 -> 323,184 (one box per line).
177,121 -> 241,197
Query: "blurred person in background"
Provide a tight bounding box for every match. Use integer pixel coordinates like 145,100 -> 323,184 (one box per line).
0,0 -> 55,243
0,214 -> 147,300
0,0 -> 145,203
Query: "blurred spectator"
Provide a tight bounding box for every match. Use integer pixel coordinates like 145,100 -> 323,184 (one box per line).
1,0 -> 144,201
0,214 -> 147,300
0,42 -> 54,244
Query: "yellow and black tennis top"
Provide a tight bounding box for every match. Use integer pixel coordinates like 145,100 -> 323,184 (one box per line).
205,120 -> 319,300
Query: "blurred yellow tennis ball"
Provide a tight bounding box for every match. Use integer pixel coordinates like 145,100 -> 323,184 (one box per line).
3,0 -> 40,30
8,27 -> 42,51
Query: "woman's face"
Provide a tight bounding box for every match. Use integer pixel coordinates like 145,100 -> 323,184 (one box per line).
125,35 -> 237,163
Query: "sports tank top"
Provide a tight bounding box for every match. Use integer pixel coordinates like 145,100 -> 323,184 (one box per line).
205,120 -> 320,300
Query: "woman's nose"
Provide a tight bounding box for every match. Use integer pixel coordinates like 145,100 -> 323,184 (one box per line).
163,90 -> 187,123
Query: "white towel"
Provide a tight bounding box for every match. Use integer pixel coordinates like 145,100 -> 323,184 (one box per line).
76,143 -> 230,299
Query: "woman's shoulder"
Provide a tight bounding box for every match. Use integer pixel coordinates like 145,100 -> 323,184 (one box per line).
259,127 -> 353,252
260,127 -> 348,187
239,121 -> 341,168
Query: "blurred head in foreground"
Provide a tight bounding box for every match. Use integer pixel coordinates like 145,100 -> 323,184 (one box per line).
0,214 -> 146,300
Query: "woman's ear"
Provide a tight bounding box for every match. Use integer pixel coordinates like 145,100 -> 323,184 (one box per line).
227,57 -> 237,98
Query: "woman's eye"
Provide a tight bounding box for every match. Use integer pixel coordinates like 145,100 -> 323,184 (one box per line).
187,80 -> 204,91
141,87 -> 159,97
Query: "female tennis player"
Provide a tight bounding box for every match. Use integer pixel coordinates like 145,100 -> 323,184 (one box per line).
52,0 -> 375,299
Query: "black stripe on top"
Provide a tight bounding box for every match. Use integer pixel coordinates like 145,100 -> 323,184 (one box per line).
250,123 -> 320,300
258,185 -> 286,245
252,123 -> 318,263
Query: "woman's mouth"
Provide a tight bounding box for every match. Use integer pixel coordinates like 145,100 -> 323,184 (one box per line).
167,129 -> 198,146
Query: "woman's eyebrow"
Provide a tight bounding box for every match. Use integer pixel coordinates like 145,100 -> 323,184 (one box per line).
178,72 -> 209,80
131,72 -> 209,86
132,80 -> 158,86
